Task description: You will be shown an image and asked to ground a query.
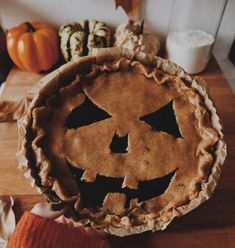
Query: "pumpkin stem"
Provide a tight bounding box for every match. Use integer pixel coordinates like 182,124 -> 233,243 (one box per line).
25,22 -> 36,32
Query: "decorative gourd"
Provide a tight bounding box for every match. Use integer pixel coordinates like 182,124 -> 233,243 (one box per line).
114,21 -> 160,55
7,21 -> 59,73
59,20 -> 111,62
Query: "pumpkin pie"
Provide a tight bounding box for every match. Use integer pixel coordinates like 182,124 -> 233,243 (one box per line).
17,47 -> 226,236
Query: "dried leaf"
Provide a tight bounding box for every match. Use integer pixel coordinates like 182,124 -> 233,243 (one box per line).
115,0 -> 142,21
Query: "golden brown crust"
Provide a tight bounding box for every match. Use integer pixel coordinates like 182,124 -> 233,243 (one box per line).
17,47 -> 226,236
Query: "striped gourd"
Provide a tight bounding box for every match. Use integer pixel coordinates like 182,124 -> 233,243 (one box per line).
59,20 -> 111,62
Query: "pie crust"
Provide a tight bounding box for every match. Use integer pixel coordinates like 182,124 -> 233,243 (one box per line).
17,47 -> 227,236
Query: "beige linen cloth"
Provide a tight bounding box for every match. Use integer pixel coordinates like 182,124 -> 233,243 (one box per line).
0,77 -> 45,245
0,197 -> 15,248
0,79 -> 43,122
0,72 -> 45,246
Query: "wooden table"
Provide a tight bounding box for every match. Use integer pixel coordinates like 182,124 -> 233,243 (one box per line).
0,59 -> 234,248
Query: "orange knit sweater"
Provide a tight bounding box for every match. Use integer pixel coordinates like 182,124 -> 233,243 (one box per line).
7,212 -> 111,248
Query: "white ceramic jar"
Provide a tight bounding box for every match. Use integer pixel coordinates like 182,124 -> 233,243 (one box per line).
166,29 -> 214,74
166,0 -> 227,74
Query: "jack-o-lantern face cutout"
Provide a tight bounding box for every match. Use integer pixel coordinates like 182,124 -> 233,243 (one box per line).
20,51 -> 225,236
64,94 -> 180,207
57,60 -> 214,215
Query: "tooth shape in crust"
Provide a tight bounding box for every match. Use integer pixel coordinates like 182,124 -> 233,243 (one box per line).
81,169 -> 97,182
122,174 -> 138,189
103,192 -> 126,215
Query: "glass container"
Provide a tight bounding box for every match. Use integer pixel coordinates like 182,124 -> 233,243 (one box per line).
166,0 -> 227,74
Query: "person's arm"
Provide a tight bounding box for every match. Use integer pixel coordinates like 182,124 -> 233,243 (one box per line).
7,203 -> 111,248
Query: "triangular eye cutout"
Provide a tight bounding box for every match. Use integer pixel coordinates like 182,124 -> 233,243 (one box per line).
140,101 -> 182,138
66,97 -> 111,128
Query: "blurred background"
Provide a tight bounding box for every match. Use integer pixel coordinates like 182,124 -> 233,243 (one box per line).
0,0 -> 235,91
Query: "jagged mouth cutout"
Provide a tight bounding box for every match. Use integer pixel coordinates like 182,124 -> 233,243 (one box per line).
65,96 -> 181,208
68,163 -> 177,208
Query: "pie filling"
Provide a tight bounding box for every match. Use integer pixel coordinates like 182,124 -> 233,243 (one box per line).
68,163 -> 177,208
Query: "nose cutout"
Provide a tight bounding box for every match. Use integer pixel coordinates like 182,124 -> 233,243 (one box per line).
110,132 -> 128,153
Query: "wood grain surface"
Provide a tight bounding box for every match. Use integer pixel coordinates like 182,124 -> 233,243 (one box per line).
0,59 -> 234,248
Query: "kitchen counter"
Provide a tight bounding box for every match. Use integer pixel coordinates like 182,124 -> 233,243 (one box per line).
0,58 -> 234,248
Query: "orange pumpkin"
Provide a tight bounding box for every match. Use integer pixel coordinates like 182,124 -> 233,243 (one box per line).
7,21 -> 59,73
